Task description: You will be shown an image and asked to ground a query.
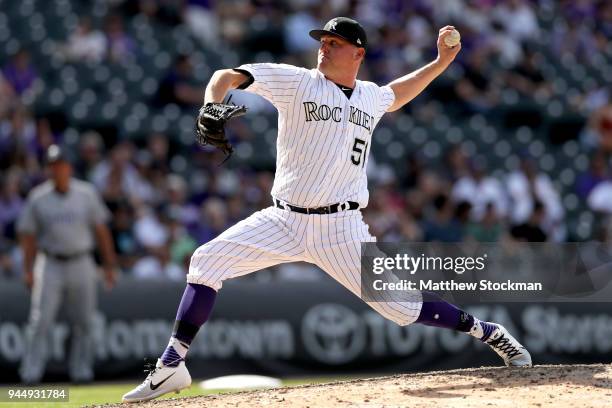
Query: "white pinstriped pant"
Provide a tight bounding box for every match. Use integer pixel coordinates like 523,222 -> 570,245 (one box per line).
187,206 -> 423,326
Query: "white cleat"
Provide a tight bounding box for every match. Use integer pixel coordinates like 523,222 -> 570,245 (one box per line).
122,359 -> 191,403
485,324 -> 532,367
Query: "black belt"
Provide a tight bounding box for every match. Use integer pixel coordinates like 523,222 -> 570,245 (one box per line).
43,251 -> 91,262
274,198 -> 359,215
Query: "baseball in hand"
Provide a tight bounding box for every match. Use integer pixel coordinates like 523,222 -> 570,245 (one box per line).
444,29 -> 461,47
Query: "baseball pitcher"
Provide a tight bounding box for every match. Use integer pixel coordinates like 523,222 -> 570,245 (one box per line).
124,17 -> 531,403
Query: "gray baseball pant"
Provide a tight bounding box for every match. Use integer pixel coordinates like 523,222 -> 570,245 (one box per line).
19,253 -> 97,383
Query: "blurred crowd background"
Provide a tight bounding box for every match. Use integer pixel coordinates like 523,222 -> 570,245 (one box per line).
1,0 -> 611,281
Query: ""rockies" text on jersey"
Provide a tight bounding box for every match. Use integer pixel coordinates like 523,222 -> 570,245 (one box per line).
303,101 -> 373,133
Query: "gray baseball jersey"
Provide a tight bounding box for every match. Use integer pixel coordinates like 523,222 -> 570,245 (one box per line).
17,179 -> 110,254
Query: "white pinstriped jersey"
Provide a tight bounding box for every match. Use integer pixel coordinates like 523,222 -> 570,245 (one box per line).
189,64 -> 422,324
236,63 -> 395,208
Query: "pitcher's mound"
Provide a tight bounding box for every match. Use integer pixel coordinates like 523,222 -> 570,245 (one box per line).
108,364 -> 612,408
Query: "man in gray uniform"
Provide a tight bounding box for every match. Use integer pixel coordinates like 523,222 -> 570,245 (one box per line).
17,144 -> 118,384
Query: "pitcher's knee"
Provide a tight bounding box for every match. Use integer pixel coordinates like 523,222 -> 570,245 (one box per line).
186,270 -> 223,290
367,302 -> 421,327
187,246 -> 224,289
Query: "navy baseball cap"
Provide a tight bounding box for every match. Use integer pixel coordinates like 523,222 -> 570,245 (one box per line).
46,144 -> 69,164
309,17 -> 367,49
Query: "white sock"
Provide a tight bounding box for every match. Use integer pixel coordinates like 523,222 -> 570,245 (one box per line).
168,337 -> 189,359
469,318 -> 484,338
468,319 -> 497,341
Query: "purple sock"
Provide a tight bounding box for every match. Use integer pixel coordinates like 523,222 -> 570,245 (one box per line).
173,283 -> 217,343
161,283 -> 217,367
415,291 -> 474,332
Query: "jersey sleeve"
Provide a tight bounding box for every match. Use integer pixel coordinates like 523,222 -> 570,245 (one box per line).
17,196 -> 38,235
378,85 -> 396,116
87,185 -> 111,225
234,63 -> 305,111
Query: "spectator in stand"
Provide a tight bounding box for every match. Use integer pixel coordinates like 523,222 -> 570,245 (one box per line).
452,159 -> 508,221
367,24 -> 410,84
2,49 -> 38,96
184,0 -> 219,48
108,200 -> 138,271
133,204 -> 169,250
455,200 -> 473,231
0,169 -> 24,241
166,208 -> 197,270
587,178 -> 612,215
148,133 -> 171,174
596,1 -> 612,43
132,245 -> 184,280
401,152 -> 427,191
414,168 -> 448,208
403,6 -> 435,52
580,84 -> 610,115
505,47 -> 552,99
592,216 -> 612,247
576,150 -> 608,199
492,0 -> 539,42
443,144 -> 470,182
550,16 -> 597,63
397,212 -> 424,241
283,3 -> 320,56
191,197 -> 229,243
74,131 -> 104,182
567,0 -> 599,18
454,49 -> 500,114
506,156 -> 565,241
61,16 -> 107,63
442,0 -> 491,35
104,14 -> 137,64
583,102 -> 612,153
0,106 -> 37,171
154,55 -> 203,109
32,117 -> 59,161
132,150 -> 160,205
422,194 -> 465,242
510,201 -> 548,242
165,174 -> 199,227
91,141 -> 153,205
136,0 -> 184,26
488,21 -> 522,68
466,202 -> 505,242
0,72 -> 16,118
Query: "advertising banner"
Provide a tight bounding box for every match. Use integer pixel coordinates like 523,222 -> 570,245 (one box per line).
0,277 -> 611,383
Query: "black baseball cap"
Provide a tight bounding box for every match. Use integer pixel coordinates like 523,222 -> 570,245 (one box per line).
309,17 -> 367,49
46,144 -> 69,164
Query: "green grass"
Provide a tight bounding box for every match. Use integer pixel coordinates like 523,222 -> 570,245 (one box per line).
0,383 -> 226,408
0,376 -> 358,408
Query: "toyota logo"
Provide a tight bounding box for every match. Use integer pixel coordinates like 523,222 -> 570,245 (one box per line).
302,304 -> 366,364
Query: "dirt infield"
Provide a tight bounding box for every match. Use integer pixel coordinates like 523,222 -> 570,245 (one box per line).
103,364 -> 612,408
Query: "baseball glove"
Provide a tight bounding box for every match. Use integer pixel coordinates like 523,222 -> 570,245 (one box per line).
195,102 -> 248,158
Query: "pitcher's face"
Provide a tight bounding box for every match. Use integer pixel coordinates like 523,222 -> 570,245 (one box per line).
317,35 -> 363,76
